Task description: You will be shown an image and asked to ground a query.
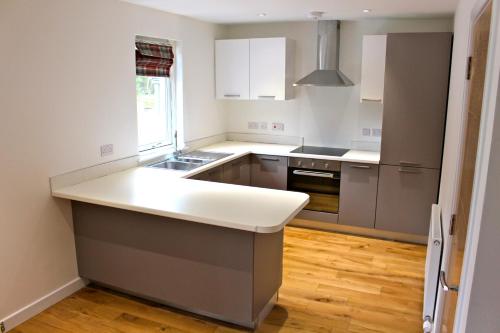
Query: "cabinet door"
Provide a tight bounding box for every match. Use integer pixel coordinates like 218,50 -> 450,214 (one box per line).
360,35 -> 387,103
215,39 -> 250,99
250,38 -> 291,100
193,166 -> 223,182
339,163 -> 379,228
222,156 -> 250,186
250,155 -> 287,190
380,33 -> 452,169
375,165 -> 440,235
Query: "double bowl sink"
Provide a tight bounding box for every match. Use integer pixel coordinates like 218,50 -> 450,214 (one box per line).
149,151 -> 232,171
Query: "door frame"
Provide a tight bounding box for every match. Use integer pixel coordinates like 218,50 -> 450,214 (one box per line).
448,0 -> 500,332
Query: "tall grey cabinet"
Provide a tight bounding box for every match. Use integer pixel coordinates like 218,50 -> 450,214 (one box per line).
375,32 -> 452,235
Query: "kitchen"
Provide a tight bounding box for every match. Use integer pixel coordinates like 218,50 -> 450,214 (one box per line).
1,0 -> 500,333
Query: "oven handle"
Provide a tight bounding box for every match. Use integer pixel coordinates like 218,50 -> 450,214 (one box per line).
292,170 -> 337,179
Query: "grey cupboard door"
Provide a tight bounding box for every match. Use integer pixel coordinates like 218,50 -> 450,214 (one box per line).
193,166 -> 223,182
380,33 -> 452,169
338,163 -> 379,228
222,156 -> 250,186
250,155 -> 287,190
375,165 -> 440,235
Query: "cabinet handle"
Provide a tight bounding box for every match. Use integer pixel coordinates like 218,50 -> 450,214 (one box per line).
261,157 -> 280,162
350,165 -> 371,169
258,95 -> 276,99
224,94 -> 240,98
399,161 -> 420,167
398,167 -> 421,174
360,98 -> 383,102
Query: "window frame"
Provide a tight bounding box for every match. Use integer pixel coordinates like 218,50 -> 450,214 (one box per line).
136,40 -> 177,153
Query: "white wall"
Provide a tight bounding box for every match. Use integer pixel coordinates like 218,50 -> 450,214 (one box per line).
0,0 -> 224,321
222,18 -> 453,150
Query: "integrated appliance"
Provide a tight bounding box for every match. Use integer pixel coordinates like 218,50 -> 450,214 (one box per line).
287,157 -> 341,217
294,13 -> 354,87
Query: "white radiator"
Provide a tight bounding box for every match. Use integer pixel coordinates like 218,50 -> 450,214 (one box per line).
423,204 -> 443,332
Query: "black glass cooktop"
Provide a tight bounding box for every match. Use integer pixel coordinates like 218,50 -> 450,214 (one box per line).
290,146 -> 350,157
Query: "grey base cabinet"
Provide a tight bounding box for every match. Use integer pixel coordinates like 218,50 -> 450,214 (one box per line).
338,163 -> 379,228
222,156 -> 251,186
250,155 -> 287,190
192,166 -> 224,182
375,165 -> 440,235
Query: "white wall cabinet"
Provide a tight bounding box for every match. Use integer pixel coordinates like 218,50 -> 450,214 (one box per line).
360,35 -> 387,103
215,39 -> 250,100
250,38 -> 294,100
215,38 -> 294,101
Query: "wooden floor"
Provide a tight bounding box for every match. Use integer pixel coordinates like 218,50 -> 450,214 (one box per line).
12,226 -> 426,333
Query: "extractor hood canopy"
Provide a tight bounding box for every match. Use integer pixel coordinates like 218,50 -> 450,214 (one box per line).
294,14 -> 354,87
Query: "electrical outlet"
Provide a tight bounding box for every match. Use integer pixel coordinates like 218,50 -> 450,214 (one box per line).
248,121 -> 259,130
272,122 -> 284,131
100,144 -> 114,157
362,128 -> 371,136
371,128 -> 382,137
260,122 -> 268,130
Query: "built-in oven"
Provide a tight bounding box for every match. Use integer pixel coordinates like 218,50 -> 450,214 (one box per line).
287,157 -> 341,215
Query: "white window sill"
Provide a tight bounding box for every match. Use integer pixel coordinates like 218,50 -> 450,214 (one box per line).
138,146 -> 175,165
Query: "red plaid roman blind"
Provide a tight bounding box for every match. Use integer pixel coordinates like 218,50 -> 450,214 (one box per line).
135,41 -> 174,77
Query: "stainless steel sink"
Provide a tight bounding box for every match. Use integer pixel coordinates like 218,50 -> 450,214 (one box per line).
150,160 -> 201,171
148,151 -> 232,171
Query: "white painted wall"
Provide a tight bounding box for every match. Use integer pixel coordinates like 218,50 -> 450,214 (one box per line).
0,0 -> 224,322
222,18 -> 453,150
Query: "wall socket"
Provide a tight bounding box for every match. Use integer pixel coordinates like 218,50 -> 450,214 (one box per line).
272,122 -> 285,131
362,128 -> 371,136
100,144 -> 114,157
248,121 -> 259,130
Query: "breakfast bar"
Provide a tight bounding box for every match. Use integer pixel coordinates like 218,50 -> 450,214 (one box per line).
52,167 -> 309,328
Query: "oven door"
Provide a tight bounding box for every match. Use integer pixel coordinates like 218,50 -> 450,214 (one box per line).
287,168 -> 340,214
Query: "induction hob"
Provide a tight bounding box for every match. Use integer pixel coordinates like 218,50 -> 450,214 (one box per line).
290,146 -> 349,157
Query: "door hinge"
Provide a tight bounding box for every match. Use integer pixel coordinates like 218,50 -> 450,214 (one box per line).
449,214 -> 457,236
466,56 -> 473,80
1,321 -> 5,333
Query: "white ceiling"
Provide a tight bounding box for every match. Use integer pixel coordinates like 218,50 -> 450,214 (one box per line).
123,0 -> 457,24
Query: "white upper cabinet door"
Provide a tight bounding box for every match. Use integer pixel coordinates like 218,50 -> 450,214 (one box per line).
360,35 -> 387,103
250,38 -> 294,101
215,39 -> 250,100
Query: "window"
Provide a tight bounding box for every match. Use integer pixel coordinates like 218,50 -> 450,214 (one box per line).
136,75 -> 174,151
135,38 -> 176,152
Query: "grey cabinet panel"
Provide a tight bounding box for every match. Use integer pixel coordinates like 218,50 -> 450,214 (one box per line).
222,156 -> 250,186
193,166 -> 224,182
339,163 -> 379,228
250,155 -> 287,190
375,165 -> 440,235
381,33 -> 452,169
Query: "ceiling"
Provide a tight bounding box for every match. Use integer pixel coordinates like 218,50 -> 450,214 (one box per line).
123,0 -> 457,24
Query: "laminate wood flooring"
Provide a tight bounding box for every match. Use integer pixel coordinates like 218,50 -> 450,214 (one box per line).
12,225 -> 426,333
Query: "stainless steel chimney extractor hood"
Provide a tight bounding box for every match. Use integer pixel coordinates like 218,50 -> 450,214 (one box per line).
294,19 -> 354,87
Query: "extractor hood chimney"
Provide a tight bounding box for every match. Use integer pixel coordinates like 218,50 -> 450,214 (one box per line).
294,15 -> 354,87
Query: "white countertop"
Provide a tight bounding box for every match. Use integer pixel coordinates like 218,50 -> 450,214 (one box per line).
51,141 -> 379,233
199,141 -> 380,165
53,167 -> 309,233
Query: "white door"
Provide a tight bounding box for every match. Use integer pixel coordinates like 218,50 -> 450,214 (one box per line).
250,38 -> 287,100
215,39 -> 249,99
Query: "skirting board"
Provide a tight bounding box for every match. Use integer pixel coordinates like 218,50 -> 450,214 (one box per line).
0,277 -> 88,332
